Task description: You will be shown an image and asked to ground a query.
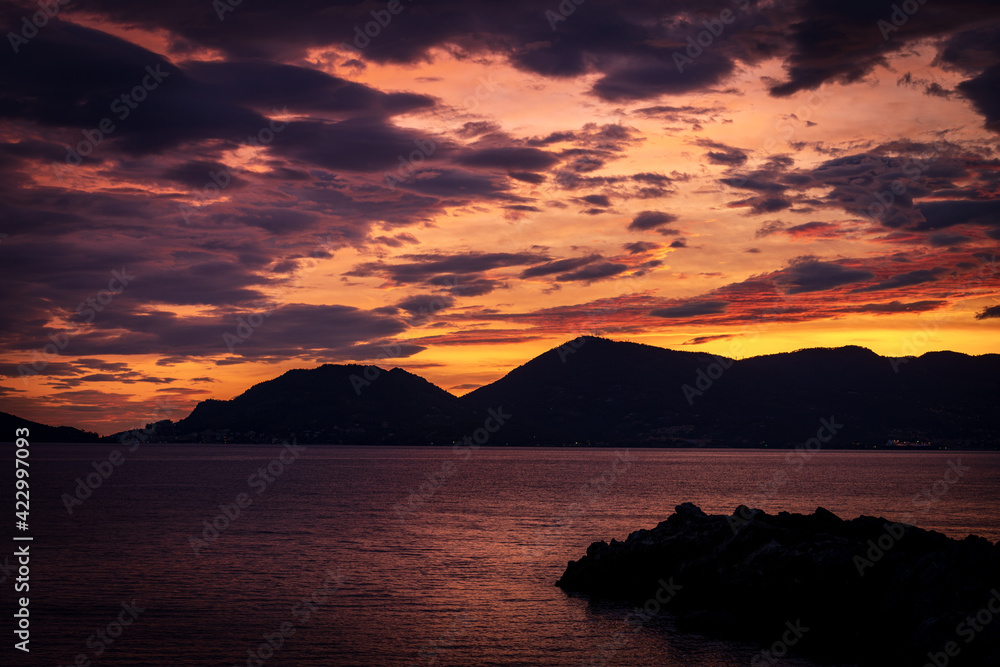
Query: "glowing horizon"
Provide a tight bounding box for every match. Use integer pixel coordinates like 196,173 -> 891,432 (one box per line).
1,1 -> 998,434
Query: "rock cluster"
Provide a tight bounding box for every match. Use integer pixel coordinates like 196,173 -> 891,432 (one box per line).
557,503 -> 999,665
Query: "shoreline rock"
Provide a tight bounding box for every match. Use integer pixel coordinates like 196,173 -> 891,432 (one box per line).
556,503 -> 999,665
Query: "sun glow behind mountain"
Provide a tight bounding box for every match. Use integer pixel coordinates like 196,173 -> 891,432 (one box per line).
1,0 -> 998,433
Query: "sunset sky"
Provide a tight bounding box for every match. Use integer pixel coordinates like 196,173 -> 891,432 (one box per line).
1,0 -> 998,434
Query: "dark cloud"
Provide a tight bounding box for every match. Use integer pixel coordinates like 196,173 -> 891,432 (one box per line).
745,197 -> 792,214
634,105 -> 722,120
395,294 -> 456,316
521,255 -> 601,279
581,194 -> 612,207
769,0 -> 997,98
669,239 -> 687,248
271,119 -> 440,173
779,257 -> 874,294
720,176 -> 787,193
785,222 -> 842,239
696,139 -> 749,166
957,62 -> 1000,133
927,232 -> 973,247
438,276 -> 503,297
937,25 -> 1000,133
182,60 -> 433,116
508,171 -> 547,184
975,305 -> 1000,319
7,303 -> 413,362
161,161 -> 247,189
629,210 -> 678,231
457,121 -> 502,138
755,220 -> 786,237
457,147 -> 561,171
850,300 -> 946,313
650,300 -> 729,318
592,52 -> 736,101
5,0 -> 995,131
555,262 -> 628,283
916,200 -> 1000,230
681,334 -> 735,345
707,150 -> 748,166
850,268 -> 946,292
623,241 -> 659,254
397,169 -> 513,200
346,252 -> 548,285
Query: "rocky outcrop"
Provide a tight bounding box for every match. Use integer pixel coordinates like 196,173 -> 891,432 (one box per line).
557,503 -> 1000,665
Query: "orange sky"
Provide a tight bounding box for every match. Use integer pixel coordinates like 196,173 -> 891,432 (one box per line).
1,2 -> 998,434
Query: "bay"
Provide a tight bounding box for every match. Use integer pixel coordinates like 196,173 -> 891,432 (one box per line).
9,445 -> 999,666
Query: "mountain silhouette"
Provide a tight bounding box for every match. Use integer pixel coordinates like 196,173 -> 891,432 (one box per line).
0,411 -> 99,443
6,337 -> 999,446
170,363 -> 470,445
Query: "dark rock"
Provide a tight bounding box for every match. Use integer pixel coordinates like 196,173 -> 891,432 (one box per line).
556,504 -> 1000,665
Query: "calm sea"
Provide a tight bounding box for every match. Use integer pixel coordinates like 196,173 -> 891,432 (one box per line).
4,445 -> 998,666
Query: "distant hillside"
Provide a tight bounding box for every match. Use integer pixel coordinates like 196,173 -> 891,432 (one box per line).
463,338 -> 998,447
29,337 -> 1000,447
0,411 -> 100,443
462,336 -> 717,445
156,363 -> 473,444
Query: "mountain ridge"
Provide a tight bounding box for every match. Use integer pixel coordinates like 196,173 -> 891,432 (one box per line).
4,337 -> 998,447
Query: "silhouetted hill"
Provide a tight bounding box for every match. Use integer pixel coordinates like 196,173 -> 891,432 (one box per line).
164,363 -> 470,444
0,411 -> 100,443
462,336 -> 722,445
464,337 -> 1000,447
85,337 -> 1000,446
